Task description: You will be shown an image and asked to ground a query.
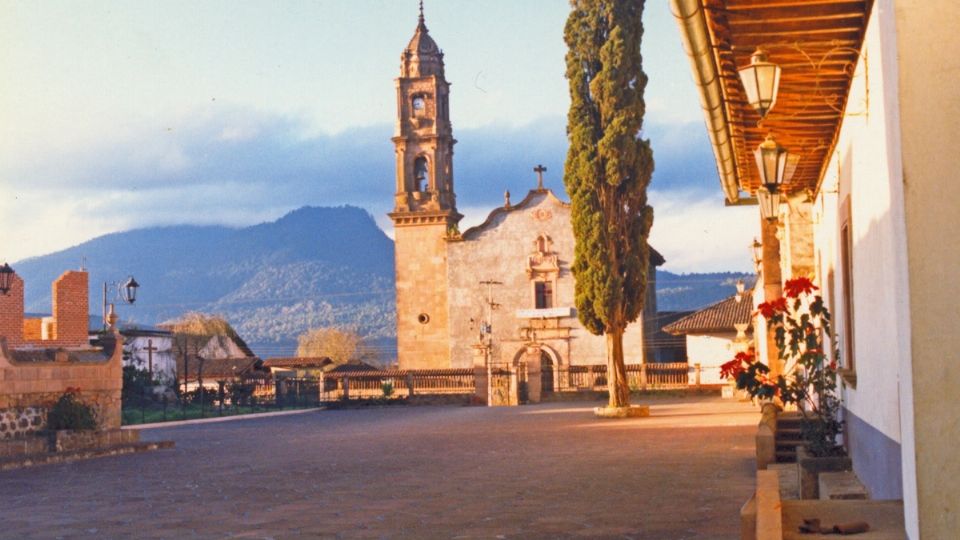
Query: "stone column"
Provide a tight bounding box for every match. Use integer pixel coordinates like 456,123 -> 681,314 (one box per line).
472,344 -> 489,406
785,194 -> 816,280
760,215 -> 783,378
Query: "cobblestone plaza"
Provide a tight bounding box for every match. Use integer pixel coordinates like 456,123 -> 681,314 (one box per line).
0,397 -> 758,539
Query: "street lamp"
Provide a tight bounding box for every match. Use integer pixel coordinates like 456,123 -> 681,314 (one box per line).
0,263 -> 14,295
751,238 -> 763,268
757,188 -> 782,221
755,134 -> 790,221
738,48 -> 782,119
103,275 -> 140,330
754,134 -> 790,188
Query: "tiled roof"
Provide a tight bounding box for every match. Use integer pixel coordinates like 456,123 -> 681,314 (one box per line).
263,357 -> 334,369
662,292 -> 753,335
177,357 -> 268,381
329,361 -> 382,373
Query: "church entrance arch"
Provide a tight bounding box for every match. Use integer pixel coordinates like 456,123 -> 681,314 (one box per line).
511,344 -> 562,398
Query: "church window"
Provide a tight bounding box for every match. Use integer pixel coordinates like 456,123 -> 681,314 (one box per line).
536,235 -> 549,253
535,281 -> 553,309
414,156 -> 429,191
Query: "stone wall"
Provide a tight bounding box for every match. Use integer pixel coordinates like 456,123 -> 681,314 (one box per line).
0,407 -> 45,438
395,221 -> 454,369
0,334 -> 124,438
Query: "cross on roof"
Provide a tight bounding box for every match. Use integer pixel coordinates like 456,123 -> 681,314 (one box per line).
534,164 -> 547,190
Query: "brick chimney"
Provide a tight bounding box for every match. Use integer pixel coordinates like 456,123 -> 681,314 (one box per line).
51,271 -> 89,346
0,273 -> 25,348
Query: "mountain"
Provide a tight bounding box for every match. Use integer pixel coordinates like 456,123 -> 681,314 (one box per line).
656,270 -> 755,312
13,206 -> 750,359
13,206 -> 396,355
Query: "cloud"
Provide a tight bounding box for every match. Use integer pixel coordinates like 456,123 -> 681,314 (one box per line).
2,105 -> 747,272
647,190 -> 759,273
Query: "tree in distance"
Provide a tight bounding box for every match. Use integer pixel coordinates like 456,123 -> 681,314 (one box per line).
563,0 -> 655,409
296,327 -> 380,368
164,312 -> 241,395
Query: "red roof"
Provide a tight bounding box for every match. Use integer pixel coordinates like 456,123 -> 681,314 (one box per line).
662,293 -> 753,335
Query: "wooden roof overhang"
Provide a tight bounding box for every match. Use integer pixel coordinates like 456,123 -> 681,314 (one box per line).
671,0 -> 873,202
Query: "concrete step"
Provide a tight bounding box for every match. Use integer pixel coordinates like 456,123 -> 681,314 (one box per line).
819,471 -> 869,500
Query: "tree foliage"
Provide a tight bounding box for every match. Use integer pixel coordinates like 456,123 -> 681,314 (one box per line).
563,0 -> 654,407
296,327 -> 379,366
165,312 -> 240,340
165,312 -> 240,394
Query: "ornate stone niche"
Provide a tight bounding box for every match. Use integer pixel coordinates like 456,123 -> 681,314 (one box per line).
526,234 -> 559,278
527,234 -> 560,311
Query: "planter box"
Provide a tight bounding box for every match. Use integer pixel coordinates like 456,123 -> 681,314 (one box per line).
797,445 -> 852,499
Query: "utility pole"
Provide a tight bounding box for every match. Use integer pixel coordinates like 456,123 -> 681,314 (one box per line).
479,280 -> 502,405
479,280 -> 502,346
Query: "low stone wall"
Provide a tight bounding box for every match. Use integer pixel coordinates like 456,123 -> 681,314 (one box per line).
0,406 -> 45,438
0,333 -> 124,437
0,429 -> 139,458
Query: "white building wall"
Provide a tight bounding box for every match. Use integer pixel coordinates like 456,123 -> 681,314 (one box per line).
811,4 -> 912,502
123,335 -> 176,385
685,332 -> 741,385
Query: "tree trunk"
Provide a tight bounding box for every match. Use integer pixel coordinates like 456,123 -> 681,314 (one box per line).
606,329 -> 631,408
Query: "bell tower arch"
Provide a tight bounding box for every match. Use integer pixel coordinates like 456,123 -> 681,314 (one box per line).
389,5 -> 460,369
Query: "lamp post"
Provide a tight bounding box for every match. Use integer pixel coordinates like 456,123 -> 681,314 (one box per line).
738,48 -> 782,119
0,263 -> 14,296
754,134 -> 791,221
103,276 -> 140,330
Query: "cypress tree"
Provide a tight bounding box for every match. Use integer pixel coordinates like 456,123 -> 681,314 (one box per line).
563,0 -> 654,409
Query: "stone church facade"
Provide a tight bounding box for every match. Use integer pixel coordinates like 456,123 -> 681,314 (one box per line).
389,10 -> 662,379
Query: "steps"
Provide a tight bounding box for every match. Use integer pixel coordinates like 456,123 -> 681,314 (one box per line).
775,412 -> 803,463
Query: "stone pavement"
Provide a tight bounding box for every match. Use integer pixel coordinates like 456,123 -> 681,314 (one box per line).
0,396 -> 759,539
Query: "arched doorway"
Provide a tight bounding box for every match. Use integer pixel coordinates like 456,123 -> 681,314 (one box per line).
540,351 -> 555,394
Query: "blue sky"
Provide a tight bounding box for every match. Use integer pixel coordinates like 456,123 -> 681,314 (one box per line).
0,0 -> 758,271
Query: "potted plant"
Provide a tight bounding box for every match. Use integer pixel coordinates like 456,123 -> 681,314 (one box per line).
721,277 -> 849,498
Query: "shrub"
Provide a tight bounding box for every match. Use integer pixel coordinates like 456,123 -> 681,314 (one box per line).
381,380 -> 395,398
47,388 -> 98,431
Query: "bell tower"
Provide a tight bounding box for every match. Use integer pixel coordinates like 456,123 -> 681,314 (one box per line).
389,4 -> 460,369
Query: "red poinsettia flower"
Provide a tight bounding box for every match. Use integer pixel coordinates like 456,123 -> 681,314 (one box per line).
757,297 -> 788,318
720,350 -> 755,380
720,359 -> 744,380
784,277 -> 818,299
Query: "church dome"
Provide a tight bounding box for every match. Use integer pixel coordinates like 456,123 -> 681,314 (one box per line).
401,4 -> 444,78
407,19 -> 439,56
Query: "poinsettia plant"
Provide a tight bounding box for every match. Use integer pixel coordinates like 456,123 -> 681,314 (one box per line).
721,277 -> 843,457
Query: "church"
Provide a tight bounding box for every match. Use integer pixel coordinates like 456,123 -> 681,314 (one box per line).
388,9 -> 662,385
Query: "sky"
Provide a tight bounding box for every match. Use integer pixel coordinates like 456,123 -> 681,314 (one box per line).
0,0 -> 759,272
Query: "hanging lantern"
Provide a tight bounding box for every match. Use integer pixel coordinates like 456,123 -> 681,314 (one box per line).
754,134 -> 790,189
0,263 -> 13,295
757,187 -> 782,221
121,276 -> 139,304
738,48 -> 782,118
751,238 -> 763,266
